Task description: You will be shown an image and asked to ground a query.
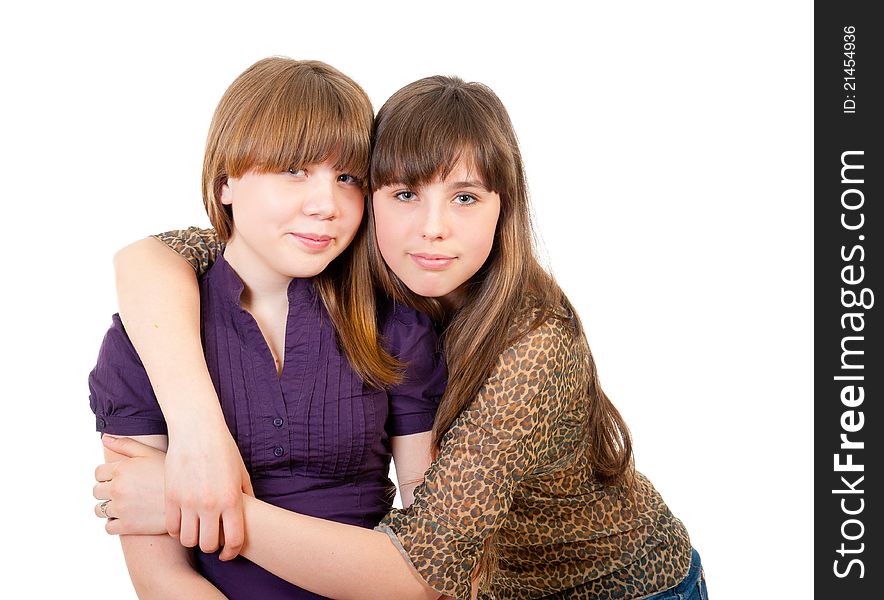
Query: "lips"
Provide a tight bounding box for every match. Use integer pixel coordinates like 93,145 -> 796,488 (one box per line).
289,233 -> 332,250
409,252 -> 456,270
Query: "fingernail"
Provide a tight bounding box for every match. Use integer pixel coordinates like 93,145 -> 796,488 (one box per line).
102,434 -> 119,444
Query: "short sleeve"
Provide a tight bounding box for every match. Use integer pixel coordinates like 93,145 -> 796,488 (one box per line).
376,315 -> 578,598
382,303 -> 446,437
88,314 -> 167,436
152,227 -> 222,276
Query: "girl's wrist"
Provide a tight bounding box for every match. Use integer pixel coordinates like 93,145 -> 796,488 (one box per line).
162,391 -> 228,438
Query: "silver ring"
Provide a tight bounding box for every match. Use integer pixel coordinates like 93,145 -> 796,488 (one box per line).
99,500 -> 111,519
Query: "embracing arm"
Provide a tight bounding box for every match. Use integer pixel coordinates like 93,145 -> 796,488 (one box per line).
113,237 -> 217,432
99,314 -> 572,599
99,435 -> 226,600
239,432 -> 435,598
114,233 -> 251,559
240,497 -> 439,599
99,437 -> 440,600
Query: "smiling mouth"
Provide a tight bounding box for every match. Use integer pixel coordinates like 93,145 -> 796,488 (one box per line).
290,233 -> 333,250
409,253 -> 456,270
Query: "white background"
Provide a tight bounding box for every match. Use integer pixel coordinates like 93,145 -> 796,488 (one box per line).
1,1 -> 811,597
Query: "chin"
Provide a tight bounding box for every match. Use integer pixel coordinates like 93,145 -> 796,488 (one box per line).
399,276 -> 458,299
281,260 -> 330,279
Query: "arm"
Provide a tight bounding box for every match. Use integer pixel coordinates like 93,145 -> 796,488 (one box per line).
391,432 -> 433,508
98,437 -> 440,600
114,232 -> 251,560
100,318 -> 570,599
99,435 -> 226,600
373,317 -> 572,599
382,304 -> 447,509
240,496 -> 439,599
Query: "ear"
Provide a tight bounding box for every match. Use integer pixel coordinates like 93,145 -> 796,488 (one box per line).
220,178 -> 233,205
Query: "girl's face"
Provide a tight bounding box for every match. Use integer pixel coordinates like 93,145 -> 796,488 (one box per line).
373,160 -> 501,305
221,160 -> 364,285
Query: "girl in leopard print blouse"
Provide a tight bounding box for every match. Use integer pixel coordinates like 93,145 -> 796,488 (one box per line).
96,75 -> 705,599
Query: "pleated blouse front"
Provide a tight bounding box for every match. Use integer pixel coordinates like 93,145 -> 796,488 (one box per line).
89,252 -> 447,599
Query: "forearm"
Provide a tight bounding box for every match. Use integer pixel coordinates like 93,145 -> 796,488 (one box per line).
113,237 -> 222,428
121,535 -> 226,600
392,432 -> 434,508
240,496 -> 438,600
108,436 -> 225,599
98,240 -> 250,560
399,481 -> 421,509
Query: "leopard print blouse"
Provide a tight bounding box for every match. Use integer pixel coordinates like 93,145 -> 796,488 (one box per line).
154,226 -> 693,600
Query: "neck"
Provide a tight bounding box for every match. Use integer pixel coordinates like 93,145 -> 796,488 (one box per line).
223,235 -> 293,308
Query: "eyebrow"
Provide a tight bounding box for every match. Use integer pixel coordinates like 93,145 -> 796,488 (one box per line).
446,180 -> 489,191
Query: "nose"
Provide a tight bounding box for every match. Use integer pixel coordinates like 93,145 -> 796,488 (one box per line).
301,173 -> 339,220
420,200 -> 450,241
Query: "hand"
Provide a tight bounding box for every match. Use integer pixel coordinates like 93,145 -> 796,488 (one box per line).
93,436 -> 168,535
163,424 -> 253,560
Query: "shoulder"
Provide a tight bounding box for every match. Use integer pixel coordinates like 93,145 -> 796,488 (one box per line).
438,305 -> 582,461
379,297 -> 440,358
152,226 -> 219,249
380,296 -> 437,331
381,297 -> 447,426
494,301 -> 581,382
152,227 -> 220,273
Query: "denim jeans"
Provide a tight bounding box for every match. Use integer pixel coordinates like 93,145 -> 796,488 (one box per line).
644,548 -> 708,600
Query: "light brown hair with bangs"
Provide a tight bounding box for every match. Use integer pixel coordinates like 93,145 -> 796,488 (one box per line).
369,76 -> 634,487
203,57 -> 400,388
203,57 -> 372,240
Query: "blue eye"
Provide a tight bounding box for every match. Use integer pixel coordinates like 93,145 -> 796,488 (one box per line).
453,194 -> 477,206
394,191 -> 417,202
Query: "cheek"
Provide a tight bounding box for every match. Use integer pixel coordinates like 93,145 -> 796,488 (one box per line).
229,200 -> 261,231
342,197 -> 365,237
467,210 -> 499,265
372,203 -> 402,259
374,220 -> 399,264
235,193 -> 284,224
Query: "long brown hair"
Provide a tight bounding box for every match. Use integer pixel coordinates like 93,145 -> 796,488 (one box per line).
203,57 -> 400,388
369,76 -> 633,486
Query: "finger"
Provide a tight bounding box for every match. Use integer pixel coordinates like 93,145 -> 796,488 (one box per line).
218,509 -> 244,561
105,517 -> 122,535
165,501 -> 182,538
241,471 -> 255,497
93,481 -> 111,500
94,461 -> 117,483
102,435 -> 163,458
179,511 -> 199,548
199,515 -> 221,554
94,500 -> 114,519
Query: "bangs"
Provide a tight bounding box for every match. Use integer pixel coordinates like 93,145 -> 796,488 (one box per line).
371,78 -> 515,193
222,62 -> 373,181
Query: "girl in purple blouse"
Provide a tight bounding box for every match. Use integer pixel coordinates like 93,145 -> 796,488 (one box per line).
89,58 -> 444,599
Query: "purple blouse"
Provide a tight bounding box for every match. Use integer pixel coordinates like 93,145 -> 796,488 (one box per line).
89,253 -> 447,599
